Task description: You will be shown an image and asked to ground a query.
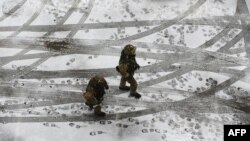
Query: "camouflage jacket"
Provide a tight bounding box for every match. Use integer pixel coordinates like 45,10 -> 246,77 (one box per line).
119,55 -> 139,76
86,75 -> 109,100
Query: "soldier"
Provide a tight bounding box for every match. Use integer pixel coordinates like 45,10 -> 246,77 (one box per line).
83,75 -> 109,117
116,44 -> 141,99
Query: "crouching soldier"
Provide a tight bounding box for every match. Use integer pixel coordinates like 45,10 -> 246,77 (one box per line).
116,44 -> 141,99
83,75 -> 109,117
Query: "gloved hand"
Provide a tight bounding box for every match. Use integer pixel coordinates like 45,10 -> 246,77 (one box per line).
135,63 -> 140,70
116,66 -> 120,72
125,73 -> 130,78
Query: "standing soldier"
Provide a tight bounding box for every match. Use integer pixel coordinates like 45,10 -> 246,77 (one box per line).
83,75 -> 109,117
116,44 -> 141,99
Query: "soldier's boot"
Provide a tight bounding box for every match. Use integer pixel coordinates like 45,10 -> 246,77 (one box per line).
119,86 -> 130,91
128,79 -> 141,99
94,105 -> 106,117
119,76 -> 130,91
129,92 -> 141,99
85,102 -> 93,110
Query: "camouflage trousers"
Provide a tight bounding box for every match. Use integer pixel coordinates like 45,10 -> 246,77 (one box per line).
83,91 -> 103,107
120,75 -> 138,94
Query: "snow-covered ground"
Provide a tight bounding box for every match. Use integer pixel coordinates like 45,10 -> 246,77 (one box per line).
0,0 -> 250,141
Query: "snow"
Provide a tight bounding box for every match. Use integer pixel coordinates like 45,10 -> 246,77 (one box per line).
64,12 -> 84,24
0,48 -> 23,57
0,0 -> 6,18
151,71 -> 229,93
0,97 -> 44,106
232,81 -> 250,92
25,50 -> 48,55
74,26 -> 156,40
17,32 -> 47,38
31,0 -> 75,25
227,52 -> 247,59
110,45 -> 174,54
137,89 -> 193,102
1,103 -> 146,117
205,28 -> 242,52
136,25 -> 223,48
0,32 -> 15,39
84,0 -> 197,23
186,0 -> 237,19
17,31 -> 73,38
230,38 -> 244,49
48,31 -> 72,38
247,1 -> 250,11
225,66 -> 247,71
106,72 -> 173,86
17,78 -> 88,86
36,54 -> 160,71
0,0 -> 249,141
2,58 -> 40,70
215,90 -> 234,100
1,110 -> 240,141
0,0 -> 39,26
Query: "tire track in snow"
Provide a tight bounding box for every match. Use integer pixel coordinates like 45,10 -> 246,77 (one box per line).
0,0 -> 49,67
119,0 -> 206,41
217,0 -> 250,54
1,98 -> 249,123
0,0 -> 250,123
66,0 -> 95,38
236,0 -> 250,60
1,67 -> 249,122
5,0 -> 83,81
1,0 -> 206,73
0,0 -> 27,21
0,16 -> 243,32
7,0 -> 49,38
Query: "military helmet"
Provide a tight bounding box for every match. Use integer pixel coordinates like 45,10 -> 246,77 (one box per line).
123,44 -> 136,55
94,75 -> 105,85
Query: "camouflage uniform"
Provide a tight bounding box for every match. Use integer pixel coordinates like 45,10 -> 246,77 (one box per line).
83,75 -> 109,116
116,44 -> 141,99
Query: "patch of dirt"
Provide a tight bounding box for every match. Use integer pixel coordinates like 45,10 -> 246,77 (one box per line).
44,40 -> 70,51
